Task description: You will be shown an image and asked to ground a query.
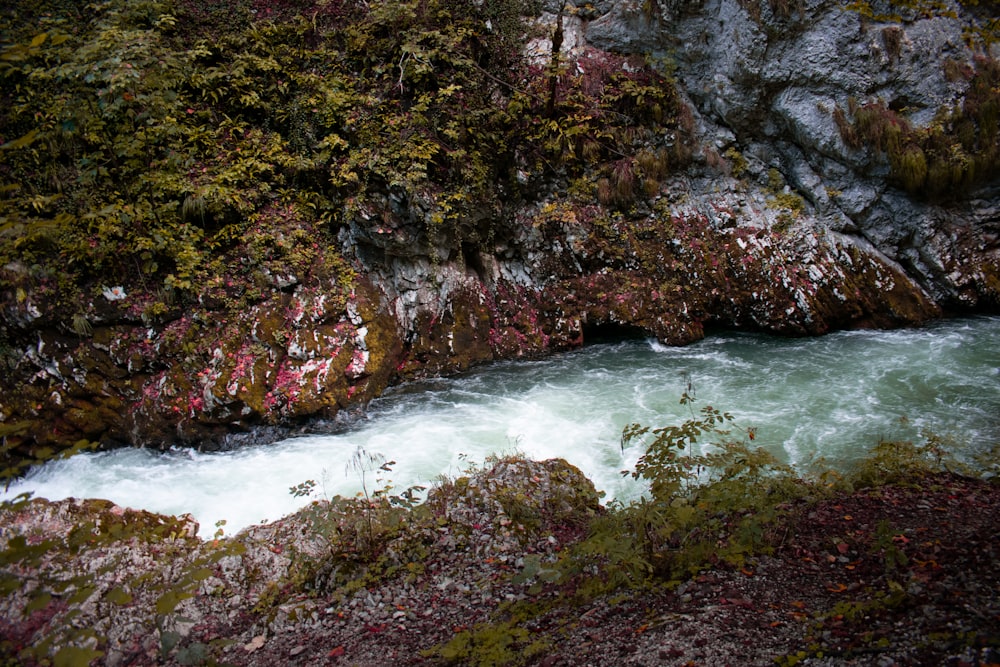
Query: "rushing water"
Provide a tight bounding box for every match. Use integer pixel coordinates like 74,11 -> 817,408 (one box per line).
5,317 -> 999,536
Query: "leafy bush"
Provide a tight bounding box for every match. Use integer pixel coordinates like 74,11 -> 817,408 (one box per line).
612,395 -> 806,580
284,447 -> 427,595
1,0 -> 692,321
847,432 -> 967,488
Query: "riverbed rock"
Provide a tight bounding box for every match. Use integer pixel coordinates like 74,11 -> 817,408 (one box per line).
3,460 -> 999,666
0,457 -> 600,666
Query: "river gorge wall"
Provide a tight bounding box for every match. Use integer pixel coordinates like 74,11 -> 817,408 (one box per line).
1,0 -> 998,464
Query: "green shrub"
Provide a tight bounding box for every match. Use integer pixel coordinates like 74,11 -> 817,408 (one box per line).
616,397 -> 806,579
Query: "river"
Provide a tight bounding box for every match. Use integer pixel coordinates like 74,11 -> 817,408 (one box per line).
5,316 -> 999,536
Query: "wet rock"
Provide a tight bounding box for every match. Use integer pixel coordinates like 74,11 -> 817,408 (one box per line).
0,0 -> 996,463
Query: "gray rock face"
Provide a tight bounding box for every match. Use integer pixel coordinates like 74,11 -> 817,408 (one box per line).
356,0 -> 998,338
585,0 -> 663,53
576,0 -> 999,307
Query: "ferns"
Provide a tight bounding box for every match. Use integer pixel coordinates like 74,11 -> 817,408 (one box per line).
833,57 -> 1000,200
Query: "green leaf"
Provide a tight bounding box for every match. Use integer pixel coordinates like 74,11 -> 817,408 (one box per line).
24,592 -> 52,615
155,589 -> 192,615
188,567 -> 213,582
0,129 -> 40,150
68,585 -> 97,605
106,586 -> 133,606
175,642 -> 208,666
160,629 -> 182,654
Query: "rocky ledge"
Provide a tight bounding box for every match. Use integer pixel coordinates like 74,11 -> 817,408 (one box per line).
2,457 -> 998,666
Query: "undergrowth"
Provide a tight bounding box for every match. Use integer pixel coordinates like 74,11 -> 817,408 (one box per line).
419,395 -> 991,666
0,0 -> 691,319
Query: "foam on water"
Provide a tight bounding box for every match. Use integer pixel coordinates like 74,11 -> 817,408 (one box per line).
5,316 -> 999,536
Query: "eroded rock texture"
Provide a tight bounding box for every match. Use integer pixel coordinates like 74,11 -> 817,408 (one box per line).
0,0 -> 996,460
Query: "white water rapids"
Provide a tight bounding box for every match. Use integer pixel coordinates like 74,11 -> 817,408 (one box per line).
5,316 -> 999,536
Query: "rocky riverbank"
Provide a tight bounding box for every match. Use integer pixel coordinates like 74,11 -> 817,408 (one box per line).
2,0 -> 999,467
2,456 -> 998,666
2,1 -> 998,663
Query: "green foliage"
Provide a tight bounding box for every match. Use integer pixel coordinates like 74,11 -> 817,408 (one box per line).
625,396 -> 734,500
543,394 -> 807,586
623,410 -> 804,578
281,447 -> 428,596
1,0 -> 690,330
834,57 -> 1000,200
432,619 -> 551,667
1,2 -> 217,290
847,433 -> 963,487
53,644 -> 105,667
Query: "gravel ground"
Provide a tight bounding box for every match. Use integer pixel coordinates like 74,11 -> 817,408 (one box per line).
2,459 -> 998,666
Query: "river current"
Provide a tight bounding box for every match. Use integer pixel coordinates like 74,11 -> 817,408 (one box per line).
5,316 -> 999,536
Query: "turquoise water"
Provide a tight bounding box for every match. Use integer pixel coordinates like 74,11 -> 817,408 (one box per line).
5,316 -> 999,535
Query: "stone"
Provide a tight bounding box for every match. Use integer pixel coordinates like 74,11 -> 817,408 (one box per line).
1,0 -> 997,462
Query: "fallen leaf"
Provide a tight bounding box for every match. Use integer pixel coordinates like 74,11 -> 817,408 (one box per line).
328,646 -> 345,658
826,583 -> 848,593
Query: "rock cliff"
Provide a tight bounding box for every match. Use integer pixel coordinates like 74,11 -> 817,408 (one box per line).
0,0 -> 997,463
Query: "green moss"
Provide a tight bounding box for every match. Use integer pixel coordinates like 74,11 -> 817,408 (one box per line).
724,147 -> 749,177
765,168 -> 806,222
